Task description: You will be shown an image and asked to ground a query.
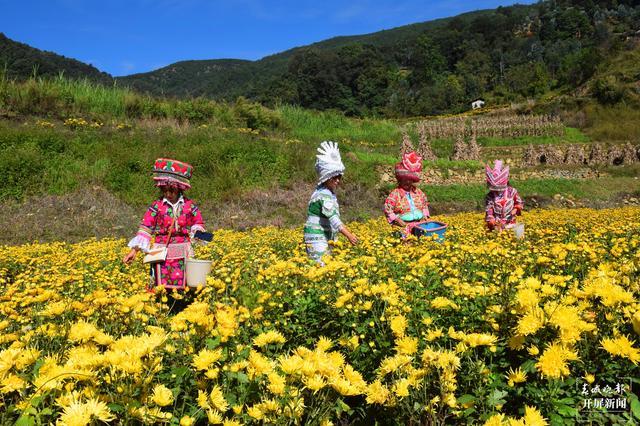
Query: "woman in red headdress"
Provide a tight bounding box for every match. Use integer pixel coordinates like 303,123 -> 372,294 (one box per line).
384,151 -> 430,238
123,158 -> 206,312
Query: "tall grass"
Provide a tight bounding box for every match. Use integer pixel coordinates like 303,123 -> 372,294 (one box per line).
584,104 -> 640,141
0,73 -> 283,130
0,73 -> 127,117
278,105 -> 401,145
0,122 -> 314,203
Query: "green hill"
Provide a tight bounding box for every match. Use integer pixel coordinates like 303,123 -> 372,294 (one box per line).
118,59 -> 255,98
0,33 -> 113,84
3,2 -> 639,118
116,7 -> 495,99
117,1 -> 640,117
116,6 -> 520,107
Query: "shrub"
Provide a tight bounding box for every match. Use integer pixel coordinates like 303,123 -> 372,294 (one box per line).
591,76 -> 626,105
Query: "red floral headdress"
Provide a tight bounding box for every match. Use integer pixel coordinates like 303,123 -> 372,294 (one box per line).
153,158 -> 193,190
394,151 -> 423,183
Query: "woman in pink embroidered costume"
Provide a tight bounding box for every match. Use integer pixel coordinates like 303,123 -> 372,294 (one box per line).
122,158 -> 206,295
484,160 -> 523,231
384,151 -> 430,238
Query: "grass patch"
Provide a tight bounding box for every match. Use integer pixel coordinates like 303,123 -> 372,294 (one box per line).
425,183 -> 486,203
278,105 -> 401,145
427,159 -> 483,170
478,127 -> 589,147
601,164 -> 640,178
428,127 -> 589,158
0,74 -> 283,131
352,151 -> 396,164
583,104 -> 640,141
0,122 -> 315,203
352,150 -> 482,172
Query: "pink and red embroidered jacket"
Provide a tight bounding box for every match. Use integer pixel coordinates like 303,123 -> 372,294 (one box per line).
128,197 -> 205,252
485,186 -> 523,229
384,187 -> 430,224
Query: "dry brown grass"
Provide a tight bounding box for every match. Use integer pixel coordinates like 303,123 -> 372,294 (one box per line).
0,187 -> 139,244
4,184 -> 638,245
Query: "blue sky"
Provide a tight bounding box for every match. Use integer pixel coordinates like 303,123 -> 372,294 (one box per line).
1,0 -> 537,77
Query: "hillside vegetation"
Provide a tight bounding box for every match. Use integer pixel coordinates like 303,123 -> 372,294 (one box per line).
117,1 -> 640,117
0,73 -> 638,243
2,2 -> 639,120
0,33 -> 112,85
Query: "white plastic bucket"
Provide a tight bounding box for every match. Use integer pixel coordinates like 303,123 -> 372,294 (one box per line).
510,223 -> 525,239
186,259 -> 212,288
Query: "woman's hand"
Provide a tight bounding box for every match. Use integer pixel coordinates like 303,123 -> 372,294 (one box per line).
346,232 -> 359,245
123,248 -> 138,265
340,226 -> 359,245
394,218 -> 407,227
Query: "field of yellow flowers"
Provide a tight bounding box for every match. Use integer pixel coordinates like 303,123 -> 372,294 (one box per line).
1,207 -> 639,425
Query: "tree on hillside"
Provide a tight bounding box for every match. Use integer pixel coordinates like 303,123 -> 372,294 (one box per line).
287,48 -> 351,111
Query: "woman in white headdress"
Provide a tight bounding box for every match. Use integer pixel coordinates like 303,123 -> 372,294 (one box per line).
303,141 -> 358,264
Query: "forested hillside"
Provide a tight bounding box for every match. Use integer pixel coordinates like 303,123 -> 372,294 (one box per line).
119,0 -> 640,116
3,1 -> 639,117
0,33 -> 113,85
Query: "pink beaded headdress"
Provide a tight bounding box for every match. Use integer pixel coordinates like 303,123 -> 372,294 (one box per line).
395,151 -> 422,183
153,158 -> 193,190
485,160 -> 509,191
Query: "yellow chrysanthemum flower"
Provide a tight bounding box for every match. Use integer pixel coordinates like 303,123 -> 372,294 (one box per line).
192,348 -> 223,371
365,380 -> 389,405
253,330 -> 286,347
535,343 -> 578,379
601,335 -> 640,364
209,385 -> 229,412
506,367 -> 527,386
151,384 -> 174,407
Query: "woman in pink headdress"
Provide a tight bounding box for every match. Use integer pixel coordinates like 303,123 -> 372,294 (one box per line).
485,160 -> 523,231
123,158 -> 206,312
384,151 -> 430,238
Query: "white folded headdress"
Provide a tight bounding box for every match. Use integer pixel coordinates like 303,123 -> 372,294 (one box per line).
315,141 -> 345,185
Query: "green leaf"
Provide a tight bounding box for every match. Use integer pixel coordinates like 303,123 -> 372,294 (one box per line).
15,416 -> 35,426
336,399 -> 351,415
548,413 -> 565,426
206,337 -> 221,349
235,372 -> 249,384
108,403 -> 124,413
521,359 -> 536,372
487,389 -> 507,407
554,403 -> 577,417
631,397 -> 640,420
171,366 -> 189,378
457,394 -> 476,405
30,396 -> 43,408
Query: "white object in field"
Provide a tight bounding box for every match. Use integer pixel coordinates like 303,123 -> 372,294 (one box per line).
472,100 -> 485,109
506,223 -> 525,239
186,259 -> 213,287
